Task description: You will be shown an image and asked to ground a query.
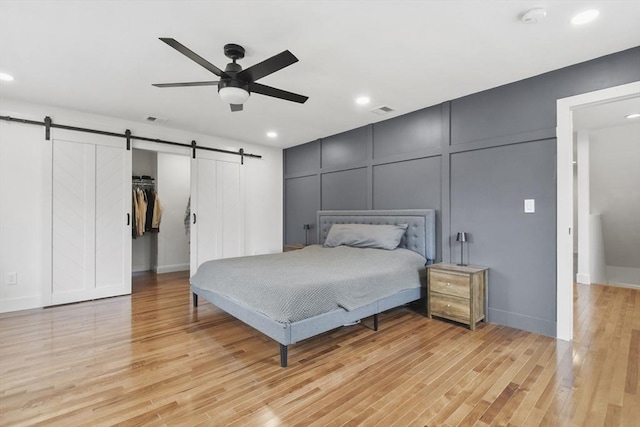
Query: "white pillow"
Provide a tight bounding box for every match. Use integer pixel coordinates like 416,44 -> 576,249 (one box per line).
323,223 -> 408,250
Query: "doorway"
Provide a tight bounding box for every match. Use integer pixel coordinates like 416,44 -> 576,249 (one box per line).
556,81 -> 640,341
573,100 -> 640,289
132,147 -> 191,282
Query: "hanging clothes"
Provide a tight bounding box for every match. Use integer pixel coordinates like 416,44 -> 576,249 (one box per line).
184,197 -> 191,237
136,188 -> 147,237
131,176 -> 162,237
151,192 -> 163,232
144,188 -> 155,232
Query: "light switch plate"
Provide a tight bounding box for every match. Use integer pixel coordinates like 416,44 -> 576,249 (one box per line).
524,199 -> 535,213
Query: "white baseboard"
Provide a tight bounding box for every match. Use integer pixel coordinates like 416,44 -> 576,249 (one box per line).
0,295 -> 42,313
576,273 -> 590,285
132,264 -> 153,273
602,282 -> 640,290
605,265 -> 640,288
155,263 -> 190,274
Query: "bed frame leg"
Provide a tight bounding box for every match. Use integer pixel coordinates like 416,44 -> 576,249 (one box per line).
280,344 -> 288,367
373,314 -> 379,331
193,293 -> 198,307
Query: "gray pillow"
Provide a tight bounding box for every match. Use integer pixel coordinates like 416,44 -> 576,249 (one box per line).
324,223 -> 408,250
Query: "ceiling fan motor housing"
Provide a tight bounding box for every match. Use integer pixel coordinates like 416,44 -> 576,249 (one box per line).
219,61 -> 248,93
224,43 -> 245,61
224,62 -> 242,74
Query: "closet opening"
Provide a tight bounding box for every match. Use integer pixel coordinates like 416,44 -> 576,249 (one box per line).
132,148 -> 191,290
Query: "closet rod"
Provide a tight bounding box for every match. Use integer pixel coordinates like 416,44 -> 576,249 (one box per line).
0,115 -> 262,162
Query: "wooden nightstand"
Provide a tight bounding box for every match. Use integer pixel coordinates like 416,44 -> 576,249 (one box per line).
283,244 -> 307,252
427,263 -> 489,330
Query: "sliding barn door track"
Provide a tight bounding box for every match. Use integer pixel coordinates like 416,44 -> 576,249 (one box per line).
0,115 -> 260,164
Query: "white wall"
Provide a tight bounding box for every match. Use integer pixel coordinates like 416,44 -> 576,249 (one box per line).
576,131 -> 591,284
0,98 -> 283,312
0,121 -> 48,311
572,136 -> 578,253
590,123 -> 640,282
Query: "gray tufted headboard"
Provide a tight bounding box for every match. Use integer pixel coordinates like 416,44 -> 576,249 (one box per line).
317,209 -> 436,262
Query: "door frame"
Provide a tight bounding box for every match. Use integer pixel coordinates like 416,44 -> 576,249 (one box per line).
131,143 -> 191,274
555,81 -> 640,341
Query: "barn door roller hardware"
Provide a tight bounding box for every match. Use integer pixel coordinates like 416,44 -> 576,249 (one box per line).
0,115 -> 261,162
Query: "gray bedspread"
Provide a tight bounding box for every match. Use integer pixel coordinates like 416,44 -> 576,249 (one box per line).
190,245 -> 426,323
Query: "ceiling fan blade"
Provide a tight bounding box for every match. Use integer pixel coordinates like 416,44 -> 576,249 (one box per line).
159,38 -> 227,77
152,81 -> 219,88
230,104 -> 243,112
249,82 -> 308,104
237,50 -> 298,83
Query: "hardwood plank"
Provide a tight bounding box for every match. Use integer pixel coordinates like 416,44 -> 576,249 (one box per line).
604,402 -> 622,426
458,400 -> 492,427
625,328 -> 639,394
0,274 -> 638,426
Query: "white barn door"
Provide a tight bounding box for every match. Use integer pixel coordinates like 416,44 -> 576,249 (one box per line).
51,136 -> 131,305
51,139 -> 95,304
95,145 -> 131,292
190,151 -> 244,274
217,161 -> 242,258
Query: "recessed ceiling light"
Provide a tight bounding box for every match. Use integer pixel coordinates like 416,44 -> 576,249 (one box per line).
626,113 -> 640,119
356,96 -> 370,105
571,9 -> 599,25
266,131 -> 278,138
0,72 -> 14,82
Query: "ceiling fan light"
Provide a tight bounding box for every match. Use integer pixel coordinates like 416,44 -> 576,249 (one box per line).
219,86 -> 250,104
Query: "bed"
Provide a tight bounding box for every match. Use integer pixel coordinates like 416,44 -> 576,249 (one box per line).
190,209 -> 436,367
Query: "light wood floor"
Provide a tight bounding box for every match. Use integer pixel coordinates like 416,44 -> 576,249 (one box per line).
1,272 -> 638,426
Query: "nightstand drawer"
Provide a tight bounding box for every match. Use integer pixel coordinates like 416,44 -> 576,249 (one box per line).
430,277 -> 470,298
430,293 -> 469,322
430,270 -> 471,285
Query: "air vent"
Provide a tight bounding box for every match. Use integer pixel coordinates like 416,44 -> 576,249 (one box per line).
369,105 -> 395,116
144,116 -> 168,124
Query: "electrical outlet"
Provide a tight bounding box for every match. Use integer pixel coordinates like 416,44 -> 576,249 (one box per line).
7,272 -> 17,285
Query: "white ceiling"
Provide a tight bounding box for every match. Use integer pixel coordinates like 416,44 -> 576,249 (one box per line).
1,1 -> 639,149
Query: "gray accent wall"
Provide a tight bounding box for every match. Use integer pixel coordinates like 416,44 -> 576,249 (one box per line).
283,47 -> 640,337
322,168 -> 368,211
285,174 -> 320,245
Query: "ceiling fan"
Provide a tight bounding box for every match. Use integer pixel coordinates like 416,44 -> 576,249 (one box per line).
152,38 -> 309,112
